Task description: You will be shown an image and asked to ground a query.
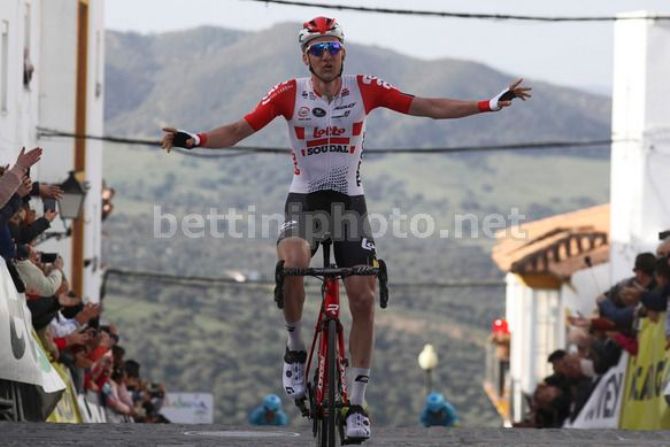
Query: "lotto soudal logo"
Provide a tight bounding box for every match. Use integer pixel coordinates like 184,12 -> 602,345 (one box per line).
301,145 -> 350,156
341,88 -> 350,97
312,107 -> 327,117
313,126 -> 345,138
298,107 -> 310,118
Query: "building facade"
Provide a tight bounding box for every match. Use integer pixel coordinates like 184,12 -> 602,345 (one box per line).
0,0 -> 105,301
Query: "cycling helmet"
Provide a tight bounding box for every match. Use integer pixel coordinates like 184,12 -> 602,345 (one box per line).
263,394 -> 282,412
426,392 -> 445,412
298,17 -> 344,50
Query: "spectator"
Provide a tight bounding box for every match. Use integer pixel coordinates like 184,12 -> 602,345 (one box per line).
597,253 -> 657,331
248,394 -> 289,426
657,234 -> 670,257
530,381 -> 571,428
0,147 -> 42,208
14,245 -> 64,298
103,366 -> 135,423
547,350 -> 567,375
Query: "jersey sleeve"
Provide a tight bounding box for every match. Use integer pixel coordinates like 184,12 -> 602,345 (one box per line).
356,75 -> 414,115
244,79 -> 297,131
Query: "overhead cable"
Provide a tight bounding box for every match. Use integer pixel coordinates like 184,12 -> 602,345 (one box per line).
37,128 -> 615,156
246,0 -> 670,23
103,267 -> 504,289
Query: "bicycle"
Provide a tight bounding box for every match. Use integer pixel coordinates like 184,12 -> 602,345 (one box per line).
274,237 -> 389,446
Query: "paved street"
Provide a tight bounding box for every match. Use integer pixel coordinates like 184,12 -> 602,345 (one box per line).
3,423 -> 670,446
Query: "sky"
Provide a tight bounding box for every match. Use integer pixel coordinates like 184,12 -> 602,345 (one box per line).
105,0 -> 670,94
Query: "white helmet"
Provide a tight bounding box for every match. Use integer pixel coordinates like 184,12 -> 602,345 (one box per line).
298,17 -> 344,50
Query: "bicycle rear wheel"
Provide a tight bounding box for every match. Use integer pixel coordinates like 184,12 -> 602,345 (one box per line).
316,319 -> 338,447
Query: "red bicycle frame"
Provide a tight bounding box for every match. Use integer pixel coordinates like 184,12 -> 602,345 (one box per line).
306,276 -> 350,410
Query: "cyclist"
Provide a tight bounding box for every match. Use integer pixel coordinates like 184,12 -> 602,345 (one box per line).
248,393 -> 289,426
420,392 -> 459,427
161,16 -> 531,440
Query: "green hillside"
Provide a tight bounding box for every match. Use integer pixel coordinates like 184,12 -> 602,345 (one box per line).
100,23 -> 611,427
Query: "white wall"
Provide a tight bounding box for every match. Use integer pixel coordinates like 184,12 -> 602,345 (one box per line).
610,11 -> 670,282
0,0 -> 41,163
38,0 -> 105,301
506,273 -> 565,422
0,0 -> 104,301
82,0 -> 105,301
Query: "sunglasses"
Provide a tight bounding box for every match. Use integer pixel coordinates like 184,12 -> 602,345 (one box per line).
306,41 -> 343,57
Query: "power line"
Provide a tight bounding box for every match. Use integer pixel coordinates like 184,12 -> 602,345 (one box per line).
102,267 -> 504,290
246,0 -> 670,22
37,128 -> 615,156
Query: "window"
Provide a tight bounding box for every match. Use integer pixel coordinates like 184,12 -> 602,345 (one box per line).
23,3 -> 33,88
95,30 -> 101,98
1,20 -> 9,112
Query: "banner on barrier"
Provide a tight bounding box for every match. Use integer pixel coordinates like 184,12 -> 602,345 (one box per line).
565,352 -> 628,428
47,362 -> 82,424
620,315 -> 670,429
161,393 -> 214,424
0,259 -> 65,393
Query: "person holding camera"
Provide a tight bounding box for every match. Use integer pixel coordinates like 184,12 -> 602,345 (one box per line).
14,245 -> 64,298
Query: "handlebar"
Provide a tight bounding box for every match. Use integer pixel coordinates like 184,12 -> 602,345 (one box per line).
274,259 -> 389,310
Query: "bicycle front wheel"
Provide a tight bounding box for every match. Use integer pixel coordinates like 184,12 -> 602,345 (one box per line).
326,318 -> 337,446
316,318 -> 338,447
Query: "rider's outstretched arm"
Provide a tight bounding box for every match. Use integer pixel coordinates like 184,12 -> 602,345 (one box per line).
408,78 -> 531,119
199,120 -> 255,148
161,119 -> 255,152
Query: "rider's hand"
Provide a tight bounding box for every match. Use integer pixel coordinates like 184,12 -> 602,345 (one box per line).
161,127 -> 206,153
483,79 -> 532,111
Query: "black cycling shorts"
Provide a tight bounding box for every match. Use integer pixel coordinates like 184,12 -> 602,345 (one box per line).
277,190 -> 376,268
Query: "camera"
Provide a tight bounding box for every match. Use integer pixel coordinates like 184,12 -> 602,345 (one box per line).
40,253 -> 58,263
43,198 -> 57,213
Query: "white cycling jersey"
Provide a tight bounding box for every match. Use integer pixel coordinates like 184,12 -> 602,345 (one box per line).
244,74 -> 414,196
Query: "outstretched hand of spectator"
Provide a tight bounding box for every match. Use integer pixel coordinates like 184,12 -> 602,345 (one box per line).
44,209 -> 58,222
14,147 -> 42,171
17,176 -> 33,197
58,292 -> 81,308
39,183 -> 64,200
621,286 -> 644,306
66,331 -> 90,347
53,255 -> 64,271
567,315 -> 591,328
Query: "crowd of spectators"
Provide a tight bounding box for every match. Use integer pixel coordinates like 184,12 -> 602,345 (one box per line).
1,147 -> 167,423
516,235 -> 670,428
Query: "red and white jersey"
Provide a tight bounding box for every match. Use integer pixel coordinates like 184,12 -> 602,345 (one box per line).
244,75 -> 414,196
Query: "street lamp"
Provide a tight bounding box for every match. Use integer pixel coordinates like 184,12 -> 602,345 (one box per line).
58,171 -> 88,220
418,344 -> 439,393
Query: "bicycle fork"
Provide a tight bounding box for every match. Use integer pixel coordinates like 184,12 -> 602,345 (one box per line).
303,277 -> 350,417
